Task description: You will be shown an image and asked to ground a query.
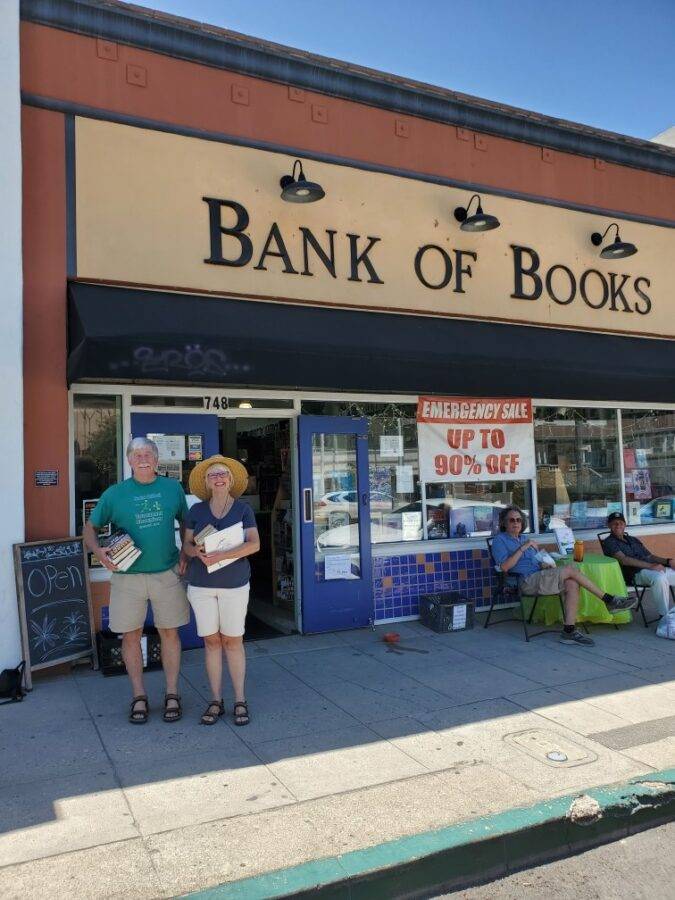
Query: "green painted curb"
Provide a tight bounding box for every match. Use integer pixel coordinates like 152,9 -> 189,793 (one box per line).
185,768 -> 675,899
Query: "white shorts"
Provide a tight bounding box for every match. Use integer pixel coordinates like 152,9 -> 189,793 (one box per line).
187,583 -> 250,637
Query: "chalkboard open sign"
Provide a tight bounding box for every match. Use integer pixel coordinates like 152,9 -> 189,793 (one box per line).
13,538 -> 98,689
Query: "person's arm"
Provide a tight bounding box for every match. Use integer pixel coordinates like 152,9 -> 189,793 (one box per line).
176,488 -> 190,574
614,550 -> 665,572
201,527 -> 261,566
493,536 -> 539,573
82,519 -> 118,572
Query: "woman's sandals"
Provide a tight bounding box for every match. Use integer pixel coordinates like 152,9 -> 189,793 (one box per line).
233,700 -> 250,726
129,695 -> 149,724
200,699 -> 224,725
163,693 -> 183,723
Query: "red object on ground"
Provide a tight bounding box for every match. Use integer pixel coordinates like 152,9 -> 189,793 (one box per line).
383,632 -> 400,643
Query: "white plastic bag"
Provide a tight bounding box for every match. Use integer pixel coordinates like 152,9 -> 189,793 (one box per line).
656,609 -> 675,640
535,550 -> 557,569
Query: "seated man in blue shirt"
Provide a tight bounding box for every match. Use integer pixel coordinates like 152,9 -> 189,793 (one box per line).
603,511 -> 675,618
492,505 -> 634,646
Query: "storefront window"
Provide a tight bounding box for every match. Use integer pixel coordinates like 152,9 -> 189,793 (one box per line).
73,395 -> 123,533
301,401 -> 420,542
621,409 -> 675,526
534,407 -> 621,531
424,480 -> 532,539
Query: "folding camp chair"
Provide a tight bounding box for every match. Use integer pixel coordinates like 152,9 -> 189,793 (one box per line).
484,537 -> 566,642
597,531 -> 671,627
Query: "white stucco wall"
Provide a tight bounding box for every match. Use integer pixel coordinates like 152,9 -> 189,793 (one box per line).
0,0 -> 25,669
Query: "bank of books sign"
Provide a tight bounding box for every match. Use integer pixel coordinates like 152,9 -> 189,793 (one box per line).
416,397 -> 535,484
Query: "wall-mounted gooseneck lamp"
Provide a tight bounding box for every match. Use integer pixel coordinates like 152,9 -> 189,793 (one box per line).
279,159 -> 325,203
453,194 -> 500,232
590,222 -> 637,259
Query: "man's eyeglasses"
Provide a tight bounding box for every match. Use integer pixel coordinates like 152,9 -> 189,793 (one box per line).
507,517 -> 522,523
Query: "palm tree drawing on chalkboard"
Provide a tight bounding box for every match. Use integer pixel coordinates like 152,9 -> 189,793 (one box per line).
62,624 -> 86,644
30,614 -> 59,655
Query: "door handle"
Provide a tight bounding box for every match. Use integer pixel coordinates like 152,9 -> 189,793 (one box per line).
361,492 -> 370,507
303,488 -> 313,523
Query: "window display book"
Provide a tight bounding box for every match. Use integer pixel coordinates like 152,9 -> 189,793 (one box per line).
203,522 -> 244,573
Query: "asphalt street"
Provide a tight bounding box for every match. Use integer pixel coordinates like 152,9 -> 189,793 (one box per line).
442,821 -> 675,898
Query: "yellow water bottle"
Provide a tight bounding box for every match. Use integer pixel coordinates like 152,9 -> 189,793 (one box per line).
573,539 -> 584,563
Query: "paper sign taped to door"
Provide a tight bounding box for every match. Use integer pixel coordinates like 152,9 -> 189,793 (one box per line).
324,554 -> 353,580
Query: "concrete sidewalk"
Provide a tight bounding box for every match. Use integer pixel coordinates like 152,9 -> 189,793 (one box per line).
3,616 -> 675,898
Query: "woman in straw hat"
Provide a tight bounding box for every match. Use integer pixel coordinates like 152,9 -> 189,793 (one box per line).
183,455 -> 259,725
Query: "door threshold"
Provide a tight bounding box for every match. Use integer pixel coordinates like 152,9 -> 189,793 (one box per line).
248,598 -> 296,636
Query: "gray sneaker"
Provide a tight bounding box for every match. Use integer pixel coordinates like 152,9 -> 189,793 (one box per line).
559,628 -> 595,646
606,595 -> 637,611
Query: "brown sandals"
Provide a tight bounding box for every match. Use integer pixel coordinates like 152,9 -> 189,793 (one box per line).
163,693 -> 183,723
129,695 -> 149,724
200,699 -> 224,725
233,700 -> 250,726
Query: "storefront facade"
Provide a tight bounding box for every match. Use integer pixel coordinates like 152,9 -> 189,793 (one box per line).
10,0 -> 675,658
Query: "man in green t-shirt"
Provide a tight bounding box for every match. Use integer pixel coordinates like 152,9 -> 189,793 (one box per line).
83,437 -> 189,724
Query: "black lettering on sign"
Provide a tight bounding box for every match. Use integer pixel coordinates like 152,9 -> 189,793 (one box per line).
580,269 -> 609,309
414,245 -> 453,290
545,264 -> 576,305
254,223 -> 298,274
202,198 -> 253,267
346,234 -> 384,284
13,538 -> 97,689
633,277 -> 652,315
299,228 -> 337,278
510,245 -> 543,300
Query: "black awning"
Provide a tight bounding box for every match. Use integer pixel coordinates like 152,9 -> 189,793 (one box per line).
68,281 -> 675,402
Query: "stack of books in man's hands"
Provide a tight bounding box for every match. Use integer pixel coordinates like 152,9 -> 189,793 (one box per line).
193,523 -> 217,548
106,531 -> 142,571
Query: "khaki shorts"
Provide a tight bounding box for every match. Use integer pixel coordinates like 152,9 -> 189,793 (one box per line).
520,566 -> 571,596
109,567 -> 189,633
187,583 -> 250,637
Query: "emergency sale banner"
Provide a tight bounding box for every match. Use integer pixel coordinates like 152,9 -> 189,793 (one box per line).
416,397 -> 535,483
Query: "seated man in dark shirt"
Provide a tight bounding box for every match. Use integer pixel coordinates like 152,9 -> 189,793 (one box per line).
603,511 -> 675,617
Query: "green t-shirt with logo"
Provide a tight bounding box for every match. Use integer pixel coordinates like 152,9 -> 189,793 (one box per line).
89,477 -> 189,574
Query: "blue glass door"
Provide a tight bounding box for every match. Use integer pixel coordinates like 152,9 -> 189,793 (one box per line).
130,412 -> 220,649
298,416 -> 372,633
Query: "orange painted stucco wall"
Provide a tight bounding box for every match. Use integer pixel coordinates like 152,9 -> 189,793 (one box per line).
22,105 -> 70,540
20,23 -> 675,220
19,21 -> 675,541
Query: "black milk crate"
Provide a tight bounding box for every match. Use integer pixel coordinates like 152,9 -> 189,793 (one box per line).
419,592 -> 474,633
97,627 -> 162,677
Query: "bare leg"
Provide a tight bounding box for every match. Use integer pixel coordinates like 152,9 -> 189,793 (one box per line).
560,565 -> 607,601
121,628 -> 145,697
563,578 -> 580,626
203,632 -> 224,699
222,635 -> 246,702
157,627 -> 182,712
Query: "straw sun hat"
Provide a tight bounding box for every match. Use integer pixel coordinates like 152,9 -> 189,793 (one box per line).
188,455 -> 249,501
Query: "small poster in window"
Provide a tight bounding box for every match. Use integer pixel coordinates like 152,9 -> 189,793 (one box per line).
402,511 -> 422,540
395,465 -> 414,494
324,554 -> 353,580
635,448 -> 648,467
379,435 -> 403,458
623,448 -> 636,470
157,460 -> 182,480
632,469 -> 652,501
188,434 -> 203,461
149,434 -> 186,461
627,501 -> 641,525
427,506 -> 449,539
450,507 -> 476,538
654,499 -> 673,520
83,498 -> 111,567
